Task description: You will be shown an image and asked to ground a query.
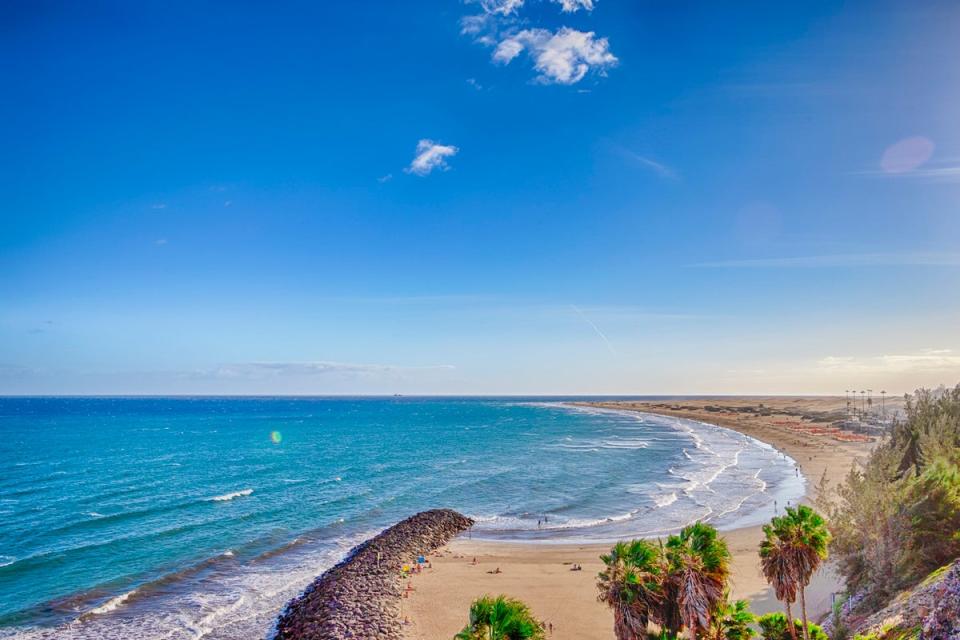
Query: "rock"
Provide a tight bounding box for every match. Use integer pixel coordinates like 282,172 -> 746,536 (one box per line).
273,509 -> 473,640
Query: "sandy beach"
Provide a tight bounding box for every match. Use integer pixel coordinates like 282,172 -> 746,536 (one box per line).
403,397 -> 879,639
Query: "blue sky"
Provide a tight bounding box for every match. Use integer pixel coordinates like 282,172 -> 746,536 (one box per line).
1,0 -> 959,395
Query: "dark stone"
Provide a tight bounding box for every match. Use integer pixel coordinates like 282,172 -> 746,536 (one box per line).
273,509 -> 473,640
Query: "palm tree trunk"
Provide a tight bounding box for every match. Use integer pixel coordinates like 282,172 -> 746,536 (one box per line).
799,587 -> 810,640
785,601 -> 797,640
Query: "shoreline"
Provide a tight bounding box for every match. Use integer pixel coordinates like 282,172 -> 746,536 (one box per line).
459,403 -> 806,545
404,397 -> 875,639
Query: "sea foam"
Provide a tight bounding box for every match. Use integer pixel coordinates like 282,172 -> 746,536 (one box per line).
209,489 -> 253,502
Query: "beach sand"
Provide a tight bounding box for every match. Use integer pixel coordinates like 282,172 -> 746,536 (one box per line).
403,397 -> 878,639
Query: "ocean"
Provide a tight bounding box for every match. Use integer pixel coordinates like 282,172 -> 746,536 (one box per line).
0,397 -> 803,639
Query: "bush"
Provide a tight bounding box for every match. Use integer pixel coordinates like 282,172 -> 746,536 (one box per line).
757,612 -> 828,640
817,384 -> 960,609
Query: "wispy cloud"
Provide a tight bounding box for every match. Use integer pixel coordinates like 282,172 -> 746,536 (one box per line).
618,150 -> 679,180
855,161 -> 960,182
571,304 -> 616,356
204,361 -> 455,380
494,28 -> 616,85
377,173 -> 393,183
471,0 -> 594,15
405,139 -> 459,176
561,304 -> 706,322
852,136 -> 960,182
476,0 -> 526,15
690,252 -> 960,269
816,349 -> 960,375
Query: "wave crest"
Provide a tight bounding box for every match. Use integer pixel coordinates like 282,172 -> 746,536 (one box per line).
209,489 -> 253,502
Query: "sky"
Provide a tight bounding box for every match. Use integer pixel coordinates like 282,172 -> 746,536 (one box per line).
1,0 -> 959,395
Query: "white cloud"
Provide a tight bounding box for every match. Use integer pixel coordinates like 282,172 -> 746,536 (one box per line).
472,0 -> 595,14
493,28 -> 617,84
462,1 -> 611,84
479,0 -> 526,15
377,173 -> 393,183
555,0 -> 594,11
493,37 -> 526,63
405,139 -> 459,176
461,13 -> 495,36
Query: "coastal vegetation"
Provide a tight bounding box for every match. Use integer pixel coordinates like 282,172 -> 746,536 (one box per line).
816,384 -> 960,629
597,510 -> 836,640
597,522 -> 733,639
454,595 -> 546,640
703,597 -> 755,640
759,505 -> 831,640
756,613 -> 828,640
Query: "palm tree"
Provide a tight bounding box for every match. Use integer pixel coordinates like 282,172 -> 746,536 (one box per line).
454,595 -> 545,640
664,522 -> 731,639
597,539 -> 665,639
776,506 -> 830,640
702,595 -> 755,640
759,516 -> 799,640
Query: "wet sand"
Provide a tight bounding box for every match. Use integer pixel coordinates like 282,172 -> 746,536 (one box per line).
403,397 -> 876,639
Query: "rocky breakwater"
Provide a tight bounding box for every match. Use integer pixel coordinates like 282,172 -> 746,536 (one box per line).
274,509 -> 474,639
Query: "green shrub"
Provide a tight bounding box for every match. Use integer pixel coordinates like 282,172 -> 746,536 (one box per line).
817,384 -> 960,608
757,612 -> 828,640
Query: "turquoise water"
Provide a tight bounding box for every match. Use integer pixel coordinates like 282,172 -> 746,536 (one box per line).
0,397 -> 803,639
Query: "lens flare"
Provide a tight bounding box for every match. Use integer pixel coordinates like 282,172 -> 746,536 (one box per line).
270,430 -> 282,444
881,136 -> 934,174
